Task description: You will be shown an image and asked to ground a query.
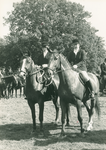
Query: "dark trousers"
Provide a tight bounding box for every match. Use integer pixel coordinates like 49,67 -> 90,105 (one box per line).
101,75 -> 106,92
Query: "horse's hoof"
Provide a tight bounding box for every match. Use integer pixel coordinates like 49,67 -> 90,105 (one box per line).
31,129 -> 36,134
60,131 -> 66,137
59,133 -> 66,138
81,132 -> 85,137
87,125 -> 93,131
65,122 -> 71,126
54,120 -> 60,125
38,132 -> 44,138
81,128 -> 85,133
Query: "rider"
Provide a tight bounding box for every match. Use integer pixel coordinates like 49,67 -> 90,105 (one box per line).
8,66 -> 13,75
100,58 -> 106,93
37,40 -> 59,104
0,68 -> 3,78
37,41 -> 49,68
68,39 -> 95,99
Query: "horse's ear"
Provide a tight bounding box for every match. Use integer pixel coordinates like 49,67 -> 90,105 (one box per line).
28,50 -> 31,57
20,50 -> 24,57
47,46 -> 53,53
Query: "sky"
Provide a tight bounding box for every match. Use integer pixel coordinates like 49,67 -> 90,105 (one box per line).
0,0 -> 106,45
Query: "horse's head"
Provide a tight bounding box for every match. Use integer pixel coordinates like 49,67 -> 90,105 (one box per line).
47,49 -> 61,77
20,53 -> 34,78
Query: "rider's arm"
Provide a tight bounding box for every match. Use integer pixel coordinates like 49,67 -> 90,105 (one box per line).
67,51 -> 74,66
42,64 -> 48,68
101,63 -> 106,75
75,50 -> 86,67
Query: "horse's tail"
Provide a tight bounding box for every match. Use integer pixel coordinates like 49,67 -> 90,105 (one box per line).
95,95 -> 101,118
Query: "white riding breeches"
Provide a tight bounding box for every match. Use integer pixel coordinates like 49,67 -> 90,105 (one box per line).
80,71 -> 90,82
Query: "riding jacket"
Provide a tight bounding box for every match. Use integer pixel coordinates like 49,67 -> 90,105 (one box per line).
37,53 -> 49,66
68,49 -> 87,71
100,62 -> 106,76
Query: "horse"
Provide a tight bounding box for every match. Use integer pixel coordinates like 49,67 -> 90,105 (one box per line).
0,67 -> 15,99
47,50 -> 100,135
19,52 -> 60,133
0,73 -> 6,99
11,74 -> 25,98
1,75 -> 16,99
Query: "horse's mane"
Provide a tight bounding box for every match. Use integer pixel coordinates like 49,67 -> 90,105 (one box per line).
59,53 -> 79,74
29,57 -> 40,71
60,53 -> 72,69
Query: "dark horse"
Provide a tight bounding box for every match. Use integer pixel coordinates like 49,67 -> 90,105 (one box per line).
19,53 -> 60,133
0,75 -> 6,99
47,50 -> 100,134
11,74 -> 25,98
0,75 -> 15,99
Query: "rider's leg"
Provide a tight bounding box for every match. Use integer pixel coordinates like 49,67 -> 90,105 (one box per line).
103,75 -> 106,89
85,80 -> 95,99
80,71 -> 95,99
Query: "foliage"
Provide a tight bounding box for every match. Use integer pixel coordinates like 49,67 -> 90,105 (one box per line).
0,0 -> 106,72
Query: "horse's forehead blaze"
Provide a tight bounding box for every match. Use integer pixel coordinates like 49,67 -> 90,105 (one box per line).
21,59 -> 26,70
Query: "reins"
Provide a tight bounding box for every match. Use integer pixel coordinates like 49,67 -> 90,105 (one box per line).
20,57 -> 54,87
48,54 -> 72,76
28,68 -> 44,76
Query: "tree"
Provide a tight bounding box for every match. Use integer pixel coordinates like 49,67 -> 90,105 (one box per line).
2,0 -> 106,72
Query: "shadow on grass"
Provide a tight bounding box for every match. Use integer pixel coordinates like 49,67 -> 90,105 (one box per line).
0,122 -> 106,145
0,122 -> 60,141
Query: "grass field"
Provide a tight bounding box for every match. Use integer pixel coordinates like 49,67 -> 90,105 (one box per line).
0,94 -> 106,150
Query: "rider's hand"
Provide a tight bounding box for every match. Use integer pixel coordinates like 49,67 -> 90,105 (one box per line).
42,64 -> 48,68
73,65 -> 77,69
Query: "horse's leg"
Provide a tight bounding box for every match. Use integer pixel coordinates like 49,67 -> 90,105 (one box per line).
20,87 -> 22,97
11,88 -> 13,98
53,96 -> 59,124
66,103 -> 71,126
60,99 -> 67,135
38,100 -> 44,132
0,90 -> 1,99
28,100 -> 36,131
83,100 -> 93,131
76,99 -> 84,133
87,98 -> 95,131
12,88 -> 14,98
87,94 -> 100,131
15,89 -> 17,98
7,86 -> 10,99
4,89 -> 6,99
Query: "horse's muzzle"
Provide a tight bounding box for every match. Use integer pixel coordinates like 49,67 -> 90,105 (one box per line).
19,71 -> 26,80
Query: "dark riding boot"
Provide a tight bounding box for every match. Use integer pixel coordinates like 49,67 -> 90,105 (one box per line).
85,80 -> 95,99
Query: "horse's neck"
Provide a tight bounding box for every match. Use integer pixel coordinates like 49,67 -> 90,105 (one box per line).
29,61 -> 43,91
59,54 -> 78,83
30,61 -> 36,73
60,54 -> 76,76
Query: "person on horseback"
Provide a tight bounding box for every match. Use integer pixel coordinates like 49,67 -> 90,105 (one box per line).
68,39 -> 95,99
37,41 -> 49,68
8,66 -> 13,75
0,68 -> 3,78
100,58 -> 106,93
37,40 -> 59,105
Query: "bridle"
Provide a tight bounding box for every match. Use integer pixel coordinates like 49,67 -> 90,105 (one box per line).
20,57 -> 53,86
48,53 -> 71,77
